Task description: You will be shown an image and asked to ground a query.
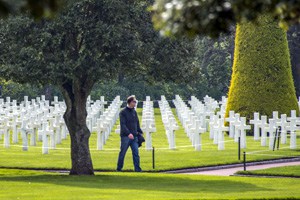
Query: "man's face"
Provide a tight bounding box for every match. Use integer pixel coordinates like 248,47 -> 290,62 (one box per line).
129,99 -> 137,108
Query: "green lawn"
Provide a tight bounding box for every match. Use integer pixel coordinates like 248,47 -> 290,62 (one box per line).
237,165 -> 300,177
0,169 -> 300,200
0,108 -> 299,171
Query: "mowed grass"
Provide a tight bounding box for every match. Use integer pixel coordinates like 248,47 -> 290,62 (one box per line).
237,165 -> 300,177
0,108 -> 299,171
0,169 -> 300,200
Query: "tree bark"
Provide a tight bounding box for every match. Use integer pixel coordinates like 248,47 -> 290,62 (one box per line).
60,79 -> 95,175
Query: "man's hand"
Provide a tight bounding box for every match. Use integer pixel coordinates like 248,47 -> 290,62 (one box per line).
128,133 -> 134,140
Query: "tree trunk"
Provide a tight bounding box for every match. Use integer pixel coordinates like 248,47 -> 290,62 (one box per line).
60,80 -> 95,175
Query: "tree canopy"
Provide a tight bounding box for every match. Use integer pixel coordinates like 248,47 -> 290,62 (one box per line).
0,0 -> 200,175
0,0 -> 61,18
0,0 -> 152,175
152,0 -> 300,38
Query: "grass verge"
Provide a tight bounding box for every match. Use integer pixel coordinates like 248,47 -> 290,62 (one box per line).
0,169 -> 300,199
236,165 -> 300,178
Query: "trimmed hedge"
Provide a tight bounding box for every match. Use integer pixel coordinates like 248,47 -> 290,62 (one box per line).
226,14 -> 298,120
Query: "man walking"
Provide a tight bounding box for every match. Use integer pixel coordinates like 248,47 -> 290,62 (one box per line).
117,95 -> 143,172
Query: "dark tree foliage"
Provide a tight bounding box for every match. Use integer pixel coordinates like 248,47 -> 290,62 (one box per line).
152,0 -> 300,38
0,0 -> 61,18
0,0 -> 199,174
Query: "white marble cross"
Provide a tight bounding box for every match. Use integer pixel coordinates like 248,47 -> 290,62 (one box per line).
225,111 -> 236,138
212,116 -> 220,144
28,117 -> 40,146
93,119 -> 106,150
50,116 -> 62,145
52,96 -> 59,105
144,119 -> 156,150
259,116 -> 269,147
214,118 -> 229,150
277,114 -> 289,144
142,97 -> 156,150
271,111 -> 280,124
268,119 -> 278,150
236,117 -> 251,149
0,118 -> 10,148
59,117 -> 68,140
233,113 -> 241,143
167,118 -> 179,149
41,95 -> 46,102
11,114 -> 19,144
100,96 -> 107,115
19,119 -> 35,151
191,119 -> 206,151
38,122 -> 54,154
249,112 -> 261,141
209,114 -> 217,140
287,110 -> 299,149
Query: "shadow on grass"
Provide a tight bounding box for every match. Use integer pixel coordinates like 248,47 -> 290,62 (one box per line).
0,173 -> 273,194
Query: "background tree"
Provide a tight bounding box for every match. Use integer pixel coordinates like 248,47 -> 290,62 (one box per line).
3,0 -> 300,105
288,24 -> 300,97
0,0 -> 145,175
151,0 -> 300,38
0,0 -> 61,18
0,34 -> 234,104
152,0 -> 300,120
194,35 -> 234,98
0,0 -> 200,175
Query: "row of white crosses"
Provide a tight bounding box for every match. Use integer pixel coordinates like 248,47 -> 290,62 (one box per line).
87,96 -> 107,132
200,96 -> 230,150
188,96 -> 211,132
225,111 -> 250,149
248,110 -> 299,150
92,96 -> 122,150
158,96 -> 179,149
0,95 -> 68,154
208,115 -> 231,150
173,95 -> 205,151
226,110 -> 299,150
185,95 -> 229,150
219,96 -> 228,118
141,96 -> 156,150
188,95 -> 225,132
0,95 -> 113,154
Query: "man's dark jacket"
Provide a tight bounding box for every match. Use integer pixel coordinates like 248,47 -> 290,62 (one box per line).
120,106 -> 143,137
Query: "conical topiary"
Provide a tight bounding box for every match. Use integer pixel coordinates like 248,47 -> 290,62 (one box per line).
226,14 -> 298,121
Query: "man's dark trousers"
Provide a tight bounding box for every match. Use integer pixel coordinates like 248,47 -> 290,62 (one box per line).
117,136 -> 142,172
